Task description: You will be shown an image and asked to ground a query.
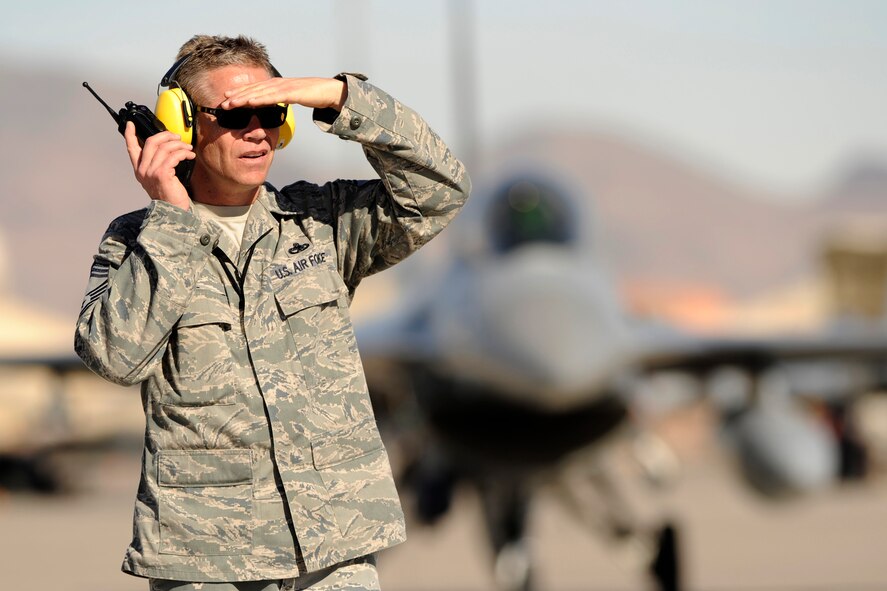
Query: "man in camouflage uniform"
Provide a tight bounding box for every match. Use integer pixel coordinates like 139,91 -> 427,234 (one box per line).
75,35 -> 470,591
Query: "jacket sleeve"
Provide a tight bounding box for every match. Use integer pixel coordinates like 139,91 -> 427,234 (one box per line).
74,201 -> 218,386
308,73 -> 471,293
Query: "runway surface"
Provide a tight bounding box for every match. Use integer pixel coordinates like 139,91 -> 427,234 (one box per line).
0,443 -> 884,591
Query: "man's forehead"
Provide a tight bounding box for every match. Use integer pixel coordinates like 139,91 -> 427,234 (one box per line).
197,64 -> 272,103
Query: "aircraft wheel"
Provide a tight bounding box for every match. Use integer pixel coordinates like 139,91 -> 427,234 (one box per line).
494,540 -> 533,591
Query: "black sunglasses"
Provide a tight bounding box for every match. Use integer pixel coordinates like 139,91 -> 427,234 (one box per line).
196,105 -> 287,130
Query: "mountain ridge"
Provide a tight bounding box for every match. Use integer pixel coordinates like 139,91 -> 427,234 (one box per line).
3,62 -> 886,317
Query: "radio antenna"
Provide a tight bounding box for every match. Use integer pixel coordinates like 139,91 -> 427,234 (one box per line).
82,81 -> 121,124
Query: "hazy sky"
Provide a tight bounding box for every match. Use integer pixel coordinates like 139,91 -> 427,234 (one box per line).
3,0 -> 887,195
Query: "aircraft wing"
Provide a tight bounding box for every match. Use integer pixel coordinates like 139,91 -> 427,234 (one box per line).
634,326 -> 887,380
0,353 -> 85,373
358,302 -> 887,413
356,305 -> 440,364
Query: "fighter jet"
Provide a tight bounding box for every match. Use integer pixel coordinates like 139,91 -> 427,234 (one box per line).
356,174 -> 887,591
0,277 -> 142,493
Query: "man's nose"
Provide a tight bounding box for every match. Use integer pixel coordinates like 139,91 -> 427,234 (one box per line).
242,115 -> 268,139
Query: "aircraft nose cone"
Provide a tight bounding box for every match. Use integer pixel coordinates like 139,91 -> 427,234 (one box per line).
475,248 -> 630,400
482,278 -> 595,382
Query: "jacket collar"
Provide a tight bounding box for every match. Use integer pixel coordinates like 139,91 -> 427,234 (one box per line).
262,182 -> 305,217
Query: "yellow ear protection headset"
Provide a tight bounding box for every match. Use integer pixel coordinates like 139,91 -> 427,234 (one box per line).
154,53 -> 296,150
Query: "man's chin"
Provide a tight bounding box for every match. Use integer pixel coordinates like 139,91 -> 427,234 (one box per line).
227,164 -> 270,189
235,161 -> 272,185
190,163 -> 272,203
236,173 -> 270,189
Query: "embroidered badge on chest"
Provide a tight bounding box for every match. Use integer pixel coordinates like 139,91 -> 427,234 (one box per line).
271,250 -> 331,281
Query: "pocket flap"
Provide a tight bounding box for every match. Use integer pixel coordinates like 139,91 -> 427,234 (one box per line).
311,419 -> 383,470
179,294 -> 236,328
274,268 -> 346,317
157,449 -> 252,487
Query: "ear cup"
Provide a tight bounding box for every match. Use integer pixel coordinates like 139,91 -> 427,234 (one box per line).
155,88 -> 193,144
155,66 -> 294,149
276,104 -> 295,150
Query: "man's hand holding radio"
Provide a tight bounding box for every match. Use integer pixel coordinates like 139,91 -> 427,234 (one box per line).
124,122 -> 195,211
221,77 -> 347,112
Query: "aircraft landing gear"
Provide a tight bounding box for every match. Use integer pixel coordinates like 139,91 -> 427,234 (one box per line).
479,479 -> 534,591
0,454 -> 61,494
650,522 -> 681,591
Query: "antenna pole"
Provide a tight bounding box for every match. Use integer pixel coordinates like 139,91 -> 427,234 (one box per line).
448,0 -> 479,174
82,82 -> 121,123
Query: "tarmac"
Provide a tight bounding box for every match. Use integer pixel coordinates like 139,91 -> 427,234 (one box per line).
0,440 -> 884,591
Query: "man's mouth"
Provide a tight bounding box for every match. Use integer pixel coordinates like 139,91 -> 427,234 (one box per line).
241,150 -> 268,160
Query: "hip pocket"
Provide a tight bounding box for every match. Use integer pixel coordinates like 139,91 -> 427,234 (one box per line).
312,419 -> 403,538
157,449 -> 254,556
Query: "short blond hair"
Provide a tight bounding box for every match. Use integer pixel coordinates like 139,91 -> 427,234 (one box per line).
172,34 -> 275,103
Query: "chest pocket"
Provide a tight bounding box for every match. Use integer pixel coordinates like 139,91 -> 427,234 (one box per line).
273,264 -> 345,315
163,287 -> 241,406
273,266 -> 361,400
273,265 -> 346,324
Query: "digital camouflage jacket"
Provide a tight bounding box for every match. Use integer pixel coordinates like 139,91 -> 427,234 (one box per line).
75,74 -> 470,582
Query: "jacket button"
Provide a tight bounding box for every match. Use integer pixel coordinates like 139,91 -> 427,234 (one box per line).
349,116 -> 362,130
200,234 -> 211,246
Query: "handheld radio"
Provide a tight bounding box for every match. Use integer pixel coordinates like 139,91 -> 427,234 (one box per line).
82,81 -> 193,185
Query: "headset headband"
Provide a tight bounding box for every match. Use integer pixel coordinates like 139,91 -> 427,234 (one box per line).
159,53 -> 282,94
159,54 -> 191,92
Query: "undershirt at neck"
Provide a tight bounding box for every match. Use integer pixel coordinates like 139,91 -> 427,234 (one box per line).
191,201 -> 252,252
